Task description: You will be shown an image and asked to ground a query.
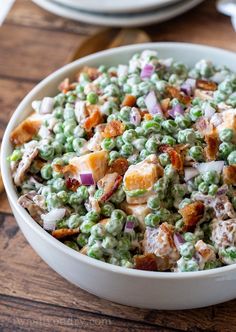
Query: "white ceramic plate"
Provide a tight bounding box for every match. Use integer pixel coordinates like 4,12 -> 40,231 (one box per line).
2,43 -> 236,310
53,0 -> 182,14
32,0 -> 204,27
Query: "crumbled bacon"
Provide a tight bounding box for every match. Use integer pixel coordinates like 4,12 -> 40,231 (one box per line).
52,228 -> 80,239
166,85 -> 191,105
223,165 -> 236,185
204,128 -> 219,161
196,79 -> 217,91
58,78 -> 76,93
83,105 -> 103,132
122,95 -> 136,107
99,174 -> 122,203
65,177 -> 80,192
103,120 -> 125,138
179,201 -> 205,231
77,66 -> 99,81
144,113 -> 153,121
108,157 -> 129,176
134,253 -> 158,271
159,145 -> 183,171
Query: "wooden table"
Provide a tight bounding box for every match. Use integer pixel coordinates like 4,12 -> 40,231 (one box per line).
1,1 -> 236,331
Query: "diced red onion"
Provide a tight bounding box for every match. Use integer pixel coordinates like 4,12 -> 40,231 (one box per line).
184,167 -> 199,182
180,79 -> 196,96
196,161 -> 224,175
174,233 -> 185,249
141,64 -> 154,79
42,208 -> 66,231
130,107 -> 141,126
168,104 -> 184,118
39,97 -> 54,114
204,104 -> 215,118
216,184 -> 228,196
145,91 -> 163,116
124,221 -> 135,233
80,173 -> 95,185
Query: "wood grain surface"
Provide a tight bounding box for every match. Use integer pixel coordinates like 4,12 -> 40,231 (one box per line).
1,1 -> 236,331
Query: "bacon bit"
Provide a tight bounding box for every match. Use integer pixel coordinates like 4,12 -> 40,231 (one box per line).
100,174 -> 122,203
77,66 -> 99,81
66,177 -> 81,192
166,85 -> 191,105
122,95 -> 136,107
179,201 -> 205,231
103,120 -> 125,138
144,113 -> 153,121
99,218 -> 110,225
134,253 -> 158,271
223,165 -> 236,185
204,128 -> 219,161
10,117 -> 41,146
108,157 -> 129,176
159,145 -> 183,171
83,105 -> 103,132
52,228 -> 80,239
195,240 -> 216,262
160,98 -> 170,113
139,110 -> 149,119
58,78 -> 76,93
196,79 -> 217,91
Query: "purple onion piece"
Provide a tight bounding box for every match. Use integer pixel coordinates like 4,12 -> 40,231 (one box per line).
145,91 -> 163,116
124,221 -> 135,233
168,104 -> 184,118
140,64 -> 154,79
80,173 -> 95,186
174,233 -> 185,249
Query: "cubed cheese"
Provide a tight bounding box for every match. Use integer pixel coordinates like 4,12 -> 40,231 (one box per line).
121,202 -> 151,230
124,155 -> 160,191
69,150 -> 108,183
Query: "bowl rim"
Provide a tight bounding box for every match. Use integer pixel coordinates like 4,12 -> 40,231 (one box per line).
2,41 -> 236,279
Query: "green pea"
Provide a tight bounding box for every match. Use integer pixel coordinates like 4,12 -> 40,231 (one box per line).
147,195 -> 161,210
102,235 -> 118,249
119,106 -> 131,122
55,133 -> 66,144
183,232 -> 196,243
218,79 -> 233,94
86,92 -> 98,104
164,164 -> 176,179
175,219 -> 184,231
122,129 -> 137,143
41,164 -> 53,180
105,219 -> 124,236
111,209 -> 126,222
175,115 -> 192,129
85,211 -> 100,223
220,246 -> 236,262
144,213 -> 161,227
204,260 -> 222,270
232,197 -> 236,209
177,129 -> 196,144
39,145 -> 54,161
87,243 -> 103,259
139,149 -> 150,160
104,84 -> 120,97
161,135 -> 176,146
109,151 -> 120,162
228,151 -> 236,165
202,170 -> 219,185
57,190 -> 69,204
189,146 -> 204,161
101,138 -> 116,151
63,107 -> 75,120
178,258 -> 199,272
101,202 -> 115,217
178,198 -> 192,209
110,187 -> 126,204
194,175 -> 203,187
120,143 -> 134,157
153,178 -> 166,199
219,142 -> 235,159
52,178 -> 66,192
189,106 -> 203,121
117,237 -> 131,251
72,138 -> 87,153
76,233 -> 88,247
158,153 -> 170,166
115,136 -> 124,149
219,128 -> 233,142
74,125 -> 85,138
142,120 -> 161,134
64,241 -> 79,251
64,123 -> 76,138
136,96 -> 146,108
9,149 -> 22,162
80,219 -> 96,234
198,182 -> 209,194
162,119 -> 178,134
180,242 -> 195,258
91,223 -> 106,239
67,214 -> 83,229
145,137 -> 158,154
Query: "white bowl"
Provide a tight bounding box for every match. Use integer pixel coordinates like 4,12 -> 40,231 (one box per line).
2,43 -> 236,310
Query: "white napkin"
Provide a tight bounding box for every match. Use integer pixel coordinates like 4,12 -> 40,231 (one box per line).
0,0 -> 15,26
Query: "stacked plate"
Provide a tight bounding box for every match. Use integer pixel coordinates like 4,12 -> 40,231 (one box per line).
32,0 -> 204,27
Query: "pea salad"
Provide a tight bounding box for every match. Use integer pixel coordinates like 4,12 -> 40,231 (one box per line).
9,50 -> 236,272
